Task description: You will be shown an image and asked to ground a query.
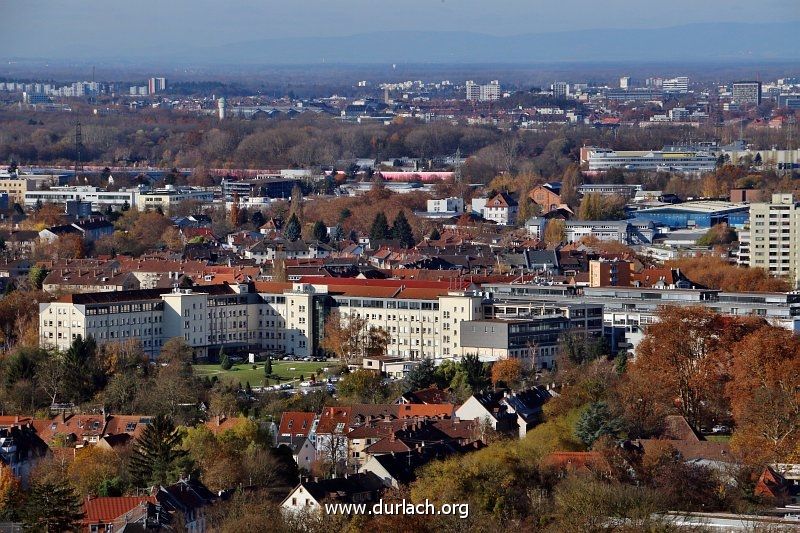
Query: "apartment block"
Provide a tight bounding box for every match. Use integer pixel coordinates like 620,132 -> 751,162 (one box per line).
747,193 -> 800,287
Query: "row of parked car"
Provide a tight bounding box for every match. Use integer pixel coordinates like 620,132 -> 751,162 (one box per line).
279,356 -> 328,362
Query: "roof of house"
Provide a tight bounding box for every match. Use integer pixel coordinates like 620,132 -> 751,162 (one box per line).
364,436 -> 414,455
278,412 -> 317,437
204,415 -> 250,435
395,403 -> 454,419
543,451 -> 608,473
284,473 -> 385,506
83,497 -> 156,526
156,478 -> 216,513
399,386 -> 451,405
102,415 -> 150,441
32,414 -> 107,445
315,406 -> 352,435
487,192 -> 518,208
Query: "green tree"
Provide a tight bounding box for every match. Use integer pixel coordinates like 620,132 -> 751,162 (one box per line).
265,357 -> 272,377
283,213 -> 301,241
63,335 -> 104,404
391,210 -> 415,248
575,402 -> 623,447
559,332 -> 606,366
220,352 -> 232,370
369,212 -> 390,243
311,220 -> 329,243
404,357 -> 436,392
460,353 -> 489,392
128,414 -> 188,487
28,265 -> 48,290
337,369 -> 388,403
429,227 -> 441,241
23,479 -> 84,533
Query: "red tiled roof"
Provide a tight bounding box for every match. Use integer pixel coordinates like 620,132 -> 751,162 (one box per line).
204,415 -> 250,435
102,415 -> 149,441
365,436 -> 412,454
544,451 -> 607,472
396,404 -> 454,419
278,412 -> 316,437
316,407 -> 352,435
83,496 -> 155,525
252,281 -> 293,294
0,415 -> 33,427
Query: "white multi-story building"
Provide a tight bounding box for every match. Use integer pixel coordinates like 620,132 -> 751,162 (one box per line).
136,186 -> 214,213
465,80 -> 500,102
662,76 -> 689,94
746,193 -> 800,287
586,148 -> 717,174
426,197 -> 464,214
481,192 -> 518,225
24,186 -> 137,210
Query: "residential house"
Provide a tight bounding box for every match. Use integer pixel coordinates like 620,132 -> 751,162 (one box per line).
455,388 -> 552,439
280,473 -> 385,515
0,424 -> 50,485
529,183 -> 562,212
482,192 -> 519,225
277,412 -> 318,472
246,239 -> 333,264
635,416 -> 734,470
754,466 -> 798,505
82,496 -> 160,533
154,477 -> 216,533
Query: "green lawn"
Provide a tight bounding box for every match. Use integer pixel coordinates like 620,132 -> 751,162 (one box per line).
193,360 -> 331,387
704,434 -> 731,443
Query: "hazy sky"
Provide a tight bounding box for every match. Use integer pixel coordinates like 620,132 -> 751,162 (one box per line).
1,0 -> 798,59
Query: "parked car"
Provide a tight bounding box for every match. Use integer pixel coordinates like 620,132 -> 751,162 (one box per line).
712,424 -> 730,434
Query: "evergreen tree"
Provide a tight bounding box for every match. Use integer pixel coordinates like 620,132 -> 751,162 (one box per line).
23,479 -> 84,533
265,357 -> 272,376
311,220 -> 329,243
284,213 -> 301,241
63,335 -> 101,404
429,227 -> 441,241
220,352 -> 232,370
405,357 -> 436,392
391,210 -> 415,248
330,224 -> 344,242
575,402 -> 623,447
128,414 -> 188,487
369,212 -> 390,243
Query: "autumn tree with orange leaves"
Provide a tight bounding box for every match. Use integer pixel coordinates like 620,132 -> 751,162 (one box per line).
726,327 -> 800,464
491,358 -> 523,388
630,306 -> 762,432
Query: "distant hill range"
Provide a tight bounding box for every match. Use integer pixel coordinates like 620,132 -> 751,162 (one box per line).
182,22 -> 798,64
5,22 -> 798,65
